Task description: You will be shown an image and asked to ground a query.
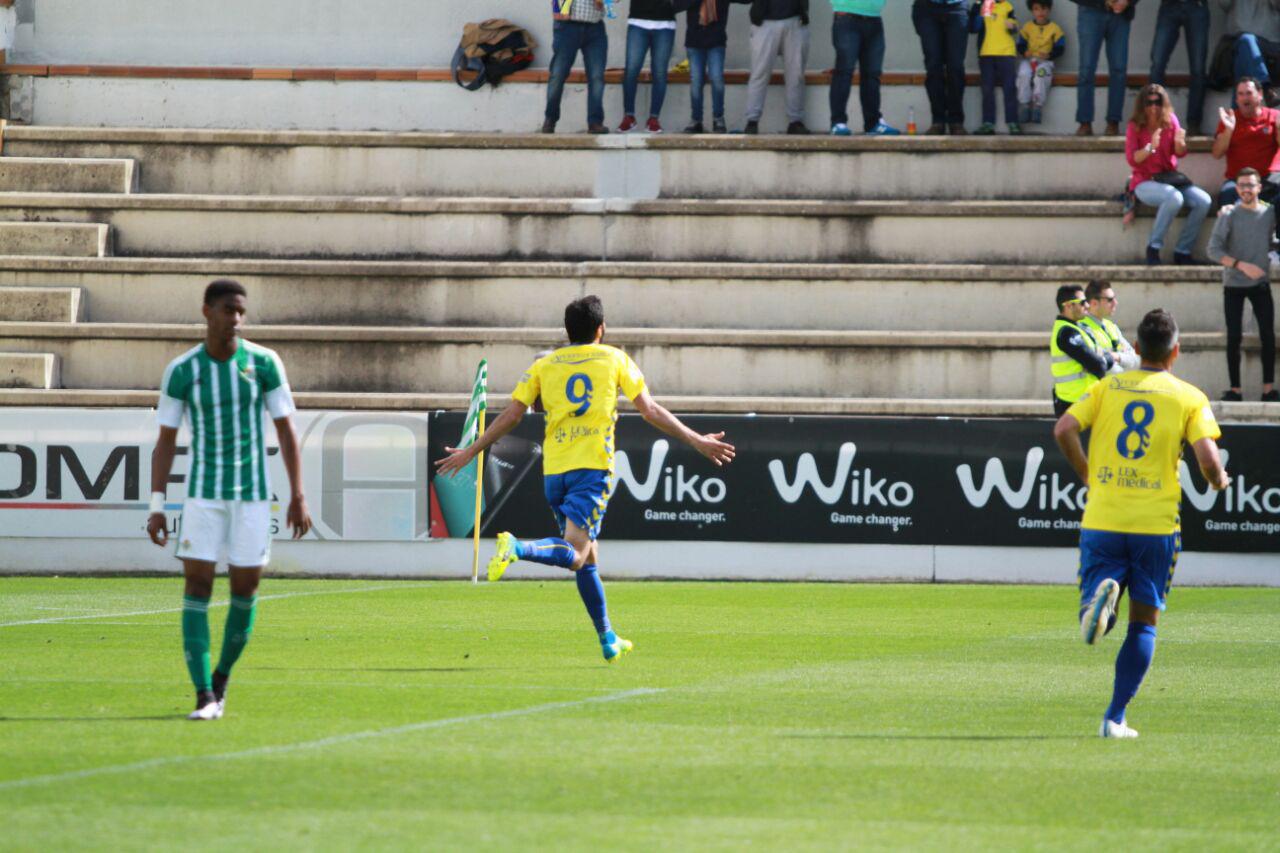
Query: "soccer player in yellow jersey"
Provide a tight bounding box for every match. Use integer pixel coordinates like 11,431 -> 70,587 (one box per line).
435,296 -> 735,662
1054,309 -> 1229,739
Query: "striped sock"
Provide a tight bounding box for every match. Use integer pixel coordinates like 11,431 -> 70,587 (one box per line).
215,594 -> 257,678
181,595 -> 212,693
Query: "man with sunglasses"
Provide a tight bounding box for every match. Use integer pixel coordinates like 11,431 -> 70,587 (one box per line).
1081,279 -> 1140,373
1207,167 -> 1279,401
1050,284 -> 1115,416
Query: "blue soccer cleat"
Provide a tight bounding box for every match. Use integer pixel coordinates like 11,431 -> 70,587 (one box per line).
1081,578 -> 1121,645
601,630 -> 633,663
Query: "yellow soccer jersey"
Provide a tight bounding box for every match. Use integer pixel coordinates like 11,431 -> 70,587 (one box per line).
1020,20 -> 1064,58
1068,369 -> 1221,535
979,1 -> 1019,57
512,343 -> 647,475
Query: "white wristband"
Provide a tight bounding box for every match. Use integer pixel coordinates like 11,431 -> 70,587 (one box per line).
149,492 -> 166,514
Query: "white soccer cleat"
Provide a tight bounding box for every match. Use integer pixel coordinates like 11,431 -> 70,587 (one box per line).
187,699 -> 223,721
1081,578 -> 1121,645
1099,718 -> 1139,739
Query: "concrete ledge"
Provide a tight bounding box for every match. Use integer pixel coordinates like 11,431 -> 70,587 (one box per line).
0,157 -> 137,193
0,352 -> 58,388
0,222 -> 110,257
0,285 -> 82,321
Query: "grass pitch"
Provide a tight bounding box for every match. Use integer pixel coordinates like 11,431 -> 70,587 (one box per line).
1,577 -> 1277,851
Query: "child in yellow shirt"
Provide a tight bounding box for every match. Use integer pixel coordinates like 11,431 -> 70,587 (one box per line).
1016,0 -> 1066,124
969,0 -> 1021,134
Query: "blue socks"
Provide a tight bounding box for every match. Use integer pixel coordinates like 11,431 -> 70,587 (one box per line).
514,537 -> 577,569
575,564 -> 612,636
1106,622 -> 1157,724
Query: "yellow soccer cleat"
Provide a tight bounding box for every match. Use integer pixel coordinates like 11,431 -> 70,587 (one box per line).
487,531 -> 518,583
603,635 -> 633,664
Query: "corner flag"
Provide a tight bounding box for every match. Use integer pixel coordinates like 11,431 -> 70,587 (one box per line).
460,360 -> 488,583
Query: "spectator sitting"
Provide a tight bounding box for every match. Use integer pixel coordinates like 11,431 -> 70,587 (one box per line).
1206,167 -> 1279,401
544,0 -> 610,134
1070,0 -> 1142,137
913,0 -> 970,135
619,0 -> 678,134
1212,78 -> 1280,213
1220,0 -> 1280,107
970,0 -> 1023,135
1016,0 -> 1065,125
743,0 -> 811,135
1081,279 -> 1141,372
828,0 -> 900,136
675,0 -> 752,134
1125,83 -> 1211,266
1150,0 -> 1210,134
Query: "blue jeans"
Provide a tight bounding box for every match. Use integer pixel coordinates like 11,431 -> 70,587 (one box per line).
979,56 -> 1018,125
1133,180 -> 1211,253
545,20 -> 608,126
830,13 -> 886,131
623,25 -> 676,118
1075,6 -> 1130,124
688,45 -> 726,121
912,2 -> 968,125
1149,1 -> 1209,128
1234,33 -> 1280,88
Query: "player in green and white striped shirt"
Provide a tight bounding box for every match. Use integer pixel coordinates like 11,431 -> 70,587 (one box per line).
147,279 -> 312,721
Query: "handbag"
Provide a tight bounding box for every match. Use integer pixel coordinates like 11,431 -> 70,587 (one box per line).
1152,170 -> 1192,189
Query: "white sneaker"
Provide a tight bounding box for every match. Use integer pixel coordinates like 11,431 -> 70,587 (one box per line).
187,699 -> 223,721
1081,578 -> 1120,645
1099,718 -> 1139,738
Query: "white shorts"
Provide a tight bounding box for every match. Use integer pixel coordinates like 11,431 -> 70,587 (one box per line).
175,498 -> 272,567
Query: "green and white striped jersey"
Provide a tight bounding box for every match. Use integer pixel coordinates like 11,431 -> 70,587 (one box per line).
157,339 -> 296,501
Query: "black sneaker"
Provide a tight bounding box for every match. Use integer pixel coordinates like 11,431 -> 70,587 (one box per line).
743,120 -> 759,135
1221,389 -> 1243,402
1146,246 -> 1162,266
540,119 -> 555,134
712,118 -> 727,133
683,121 -> 704,134
1174,251 -> 1195,266
1262,389 -> 1280,402
787,121 -> 810,135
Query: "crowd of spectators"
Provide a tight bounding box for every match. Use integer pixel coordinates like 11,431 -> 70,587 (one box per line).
543,0 -> 1280,137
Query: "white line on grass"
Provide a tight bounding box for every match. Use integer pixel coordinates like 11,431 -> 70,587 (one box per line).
0,584 -> 420,628
0,687 -> 664,791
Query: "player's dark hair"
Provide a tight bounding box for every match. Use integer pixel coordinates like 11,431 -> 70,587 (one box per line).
1027,0 -> 1051,9
1084,279 -> 1111,301
1137,308 -> 1178,362
565,295 -> 605,344
204,279 -> 247,306
1055,284 -> 1083,311
1238,166 -> 1262,182
1238,77 -> 1263,94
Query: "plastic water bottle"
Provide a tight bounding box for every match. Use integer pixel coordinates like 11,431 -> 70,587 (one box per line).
603,0 -> 617,18
907,107 -> 917,135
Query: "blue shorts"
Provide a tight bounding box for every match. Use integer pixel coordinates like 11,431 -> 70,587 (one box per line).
1077,528 -> 1181,612
544,468 -> 614,541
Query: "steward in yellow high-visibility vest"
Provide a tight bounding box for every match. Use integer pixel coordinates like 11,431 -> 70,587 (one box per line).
1082,279 -> 1141,373
1051,285 -> 1115,417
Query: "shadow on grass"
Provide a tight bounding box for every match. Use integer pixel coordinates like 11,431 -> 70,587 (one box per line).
782,733 -> 1086,742
0,714 -> 178,722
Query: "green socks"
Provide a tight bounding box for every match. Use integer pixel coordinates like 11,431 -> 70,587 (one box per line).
181,595 -> 212,692
215,594 -> 257,678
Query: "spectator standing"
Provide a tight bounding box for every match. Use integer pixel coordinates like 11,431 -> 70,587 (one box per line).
1051,284 -> 1115,417
619,0 -> 679,133
544,0 -> 610,134
1206,167 -> 1279,401
970,0 -> 1023,134
675,0 -> 751,133
744,0 -> 811,134
829,0 -> 900,136
1071,0 -> 1141,137
1125,84 -> 1211,265
1016,0 -> 1067,125
1149,0 -> 1209,134
1220,0 -> 1280,105
913,0 -> 970,135
1212,78 -> 1280,209
1081,279 -> 1142,371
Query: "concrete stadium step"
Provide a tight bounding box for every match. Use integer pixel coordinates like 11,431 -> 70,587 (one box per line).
0,322 -> 1267,401
0,285 -> 83,321
2,387 -> 1274,423
0,352 -> 59,389
0,222 -> 111,257
0,258 -> 1247,335
0,156 -> 138,194
0,195 -> 1206,265
1,128 -> 1223,201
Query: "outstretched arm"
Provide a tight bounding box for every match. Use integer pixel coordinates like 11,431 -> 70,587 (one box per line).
435,398 -> 530,477
631,390 -> 735,466
1053,413 -> 1089,484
